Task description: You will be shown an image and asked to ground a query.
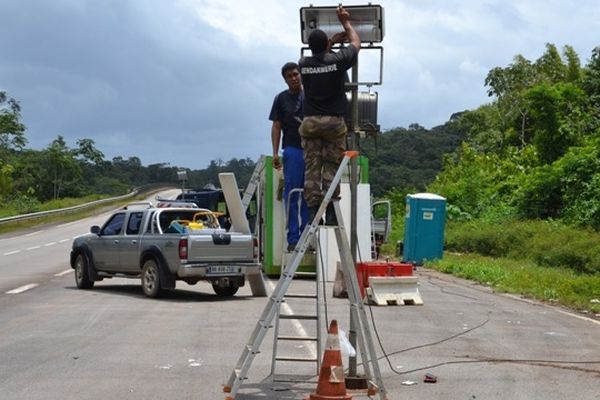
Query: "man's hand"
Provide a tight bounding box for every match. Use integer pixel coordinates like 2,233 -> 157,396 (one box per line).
336,5 -> 360,52
273,155 -> 282,170
330,31 -> 347,44
336,5 -> 350,24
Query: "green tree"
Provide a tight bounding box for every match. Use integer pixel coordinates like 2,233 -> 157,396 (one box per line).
485,54 -> 537,146
526,82 -> 588,163
534,43 -> 567,83
0,92 -> 26,199
557,134 -> 600,229
583,47 -> 600,129
43,136 -> 82,200
0,91 -> 27,157
563,45 -> 582,82
75,138 -> 104,165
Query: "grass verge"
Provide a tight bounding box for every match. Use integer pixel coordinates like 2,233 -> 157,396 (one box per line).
0,193 -> 153,236
428,253 -> 600,316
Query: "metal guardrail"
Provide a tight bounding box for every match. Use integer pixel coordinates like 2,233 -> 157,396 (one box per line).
0,191 -> 138,225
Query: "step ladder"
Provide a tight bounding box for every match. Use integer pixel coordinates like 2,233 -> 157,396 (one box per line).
270,241 -> 324,382
241,155 -> 266,213
272,186 -> 321,381
223,151 -> 388,400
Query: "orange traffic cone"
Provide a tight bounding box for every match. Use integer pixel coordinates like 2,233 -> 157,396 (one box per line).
307,320 -> 352,400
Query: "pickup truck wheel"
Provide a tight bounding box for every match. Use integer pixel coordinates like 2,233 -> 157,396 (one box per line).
141,259 -> 163,298
74,253 -> 94,289
212,283 -> 239,297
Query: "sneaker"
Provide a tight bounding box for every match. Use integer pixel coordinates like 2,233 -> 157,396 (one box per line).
287,243 -> 296,252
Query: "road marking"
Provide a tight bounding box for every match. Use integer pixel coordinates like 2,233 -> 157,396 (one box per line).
59,239 -> 70,243
4,250 -> 21,256
6,283 -> 39,294
25,230 -> 43,237
503,293 -> 600,326
553,308 -> 600,326
26,246 -> 41,251
55,269 -> 72,277
265,280 -> 317,359
44,242 -> 57,247
57,221 -> 79,228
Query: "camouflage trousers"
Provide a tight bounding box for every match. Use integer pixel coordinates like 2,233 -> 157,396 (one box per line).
299,116 -> 347,207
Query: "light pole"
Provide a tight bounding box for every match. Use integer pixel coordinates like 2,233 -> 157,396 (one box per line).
177,169 -> 187,193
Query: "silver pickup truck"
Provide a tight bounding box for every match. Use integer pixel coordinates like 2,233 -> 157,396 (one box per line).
70,201 -> 260,298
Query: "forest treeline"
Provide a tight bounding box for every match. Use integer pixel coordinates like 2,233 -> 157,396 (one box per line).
2,43 -> 599,233
429,43 -> 600,231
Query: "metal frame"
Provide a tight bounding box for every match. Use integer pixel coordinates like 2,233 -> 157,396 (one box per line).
299,4 -> 385,44
300,45 -> 384,86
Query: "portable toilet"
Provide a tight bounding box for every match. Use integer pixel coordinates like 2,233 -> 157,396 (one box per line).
403,193 -> 446,264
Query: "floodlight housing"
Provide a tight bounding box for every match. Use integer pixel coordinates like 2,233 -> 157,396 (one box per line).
345,91 -> 379,134
300,4 -> 384,44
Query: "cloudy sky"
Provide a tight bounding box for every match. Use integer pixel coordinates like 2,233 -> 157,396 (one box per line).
1,0 -> 598,169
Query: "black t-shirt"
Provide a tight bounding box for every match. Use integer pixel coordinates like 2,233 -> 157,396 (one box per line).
299,44 -> 358,117
269,89 -> 303,149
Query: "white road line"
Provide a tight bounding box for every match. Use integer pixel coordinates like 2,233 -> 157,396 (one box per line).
59,239 -> 70,243
26,246 -> 41,251
55,269 -> 72,277
6,283 -> 39,294
25,230 -> 43,237
4,250 -> 21,256
57,221 -> 79,228
44,242 -> 57,247
265,280 -> 317,359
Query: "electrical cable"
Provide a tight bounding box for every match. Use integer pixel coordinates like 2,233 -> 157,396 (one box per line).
316,229 -> 329,328
381,313 -> 490,358
390,358 -> 600,376
425,275 -> 480,301
340,187 -> 600,378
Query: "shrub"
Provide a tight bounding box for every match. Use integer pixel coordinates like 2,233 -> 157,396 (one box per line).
446,219 -> 600,274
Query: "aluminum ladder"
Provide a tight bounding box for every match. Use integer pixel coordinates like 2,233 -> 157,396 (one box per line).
223,151 -> 388,400
269,235 -> 323,382
241,155 -> 266,213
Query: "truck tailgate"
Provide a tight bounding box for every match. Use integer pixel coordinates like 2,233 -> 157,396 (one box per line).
187,232 -> 254,262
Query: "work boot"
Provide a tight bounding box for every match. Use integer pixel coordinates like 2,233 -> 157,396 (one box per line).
325,202 -> 338,226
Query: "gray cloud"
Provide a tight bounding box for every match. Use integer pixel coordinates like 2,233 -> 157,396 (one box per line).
1,0 -> 598,168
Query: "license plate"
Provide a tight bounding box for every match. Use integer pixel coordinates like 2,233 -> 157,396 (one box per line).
208,266 -> 235,274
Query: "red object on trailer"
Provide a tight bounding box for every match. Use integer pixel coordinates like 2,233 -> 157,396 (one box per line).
356,261 -> 413,299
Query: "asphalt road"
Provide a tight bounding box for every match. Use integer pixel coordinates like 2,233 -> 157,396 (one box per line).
0,191 -> 598,400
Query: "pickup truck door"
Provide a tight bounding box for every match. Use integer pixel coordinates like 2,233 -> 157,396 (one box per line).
118,212 -> 144,272
93,212 -> 126,271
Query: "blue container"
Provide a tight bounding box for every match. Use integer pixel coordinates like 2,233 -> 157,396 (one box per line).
403,193 -> 446,264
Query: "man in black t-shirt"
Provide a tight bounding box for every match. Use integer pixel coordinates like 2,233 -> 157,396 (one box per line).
269,62 -> 308,251
298,5 -> 360,225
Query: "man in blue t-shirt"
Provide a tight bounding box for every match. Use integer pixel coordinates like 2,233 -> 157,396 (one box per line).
269,62 -> 309,251
298,5 -> 360,225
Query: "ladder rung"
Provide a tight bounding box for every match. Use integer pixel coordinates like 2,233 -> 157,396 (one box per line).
275,356 -> 318,363
279,314 -> 317,320
277,335 -> 318,341
272,373 -> 316,383
285,293 -> 317,299
294,271 -> 317,277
